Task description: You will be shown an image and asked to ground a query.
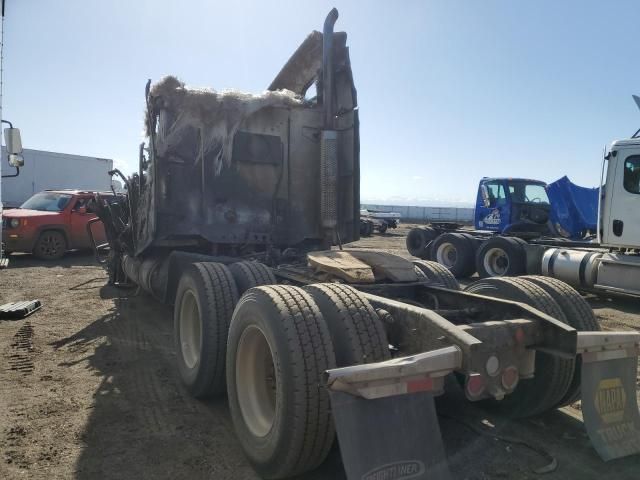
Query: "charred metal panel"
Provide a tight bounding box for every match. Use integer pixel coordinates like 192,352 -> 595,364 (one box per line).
232,132 -> 283,166
269,31 -> 323,95
286,107 -> 324,244
108,12 -> 359,259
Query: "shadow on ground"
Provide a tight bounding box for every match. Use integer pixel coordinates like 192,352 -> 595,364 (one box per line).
7,251 -> 98,270
588,294 -> 640,316
49,283 -> 640,480
50,285 -> 259,479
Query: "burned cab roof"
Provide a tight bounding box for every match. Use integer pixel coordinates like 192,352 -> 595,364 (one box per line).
145,76 -> 304,172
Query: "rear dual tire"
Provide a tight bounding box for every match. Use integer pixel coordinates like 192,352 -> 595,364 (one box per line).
227,286 -> 336,479
522,275 -> 600,406
464,277 -> 575,417
430,232 -> 477,278
360,220 -> 374,237
406,227 -> 438,258
227,284 -> 389,479
413,260 -> 460,290
229,261 -> 277,295
303,283 -> 390,366
475,237 -> 526,278
174,262 -> 239,398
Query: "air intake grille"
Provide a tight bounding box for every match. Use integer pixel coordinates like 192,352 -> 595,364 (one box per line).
320,130 -> 338,229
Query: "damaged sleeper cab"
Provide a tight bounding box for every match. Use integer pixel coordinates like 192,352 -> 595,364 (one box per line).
133,28 -> 359,258
89,9 -> 640,480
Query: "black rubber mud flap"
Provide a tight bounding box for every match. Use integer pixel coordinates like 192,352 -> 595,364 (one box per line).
326,347 -> 460,480
580,347 -> 640,461
329,391 -> 450,480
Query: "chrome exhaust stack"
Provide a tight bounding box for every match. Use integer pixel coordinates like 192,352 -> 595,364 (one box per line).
320,8 -> 339,244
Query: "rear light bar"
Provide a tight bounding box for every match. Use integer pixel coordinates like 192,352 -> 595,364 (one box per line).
501,365 -> 519,390
577,331 -> 640,361
326,346 -> 462,400
465,373 -> 486,399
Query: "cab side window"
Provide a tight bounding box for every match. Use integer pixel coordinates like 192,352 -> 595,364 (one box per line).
484,182 -> 506,206
72,198 -> 89,211
623,156 -> 640,194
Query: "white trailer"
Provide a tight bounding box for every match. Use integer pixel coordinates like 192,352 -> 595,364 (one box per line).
1,148 -> 114,208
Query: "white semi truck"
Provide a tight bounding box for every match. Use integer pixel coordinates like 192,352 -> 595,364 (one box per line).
534,135 -> 640,295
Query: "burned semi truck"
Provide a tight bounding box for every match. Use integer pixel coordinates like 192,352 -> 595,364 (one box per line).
91,9 -> 640,480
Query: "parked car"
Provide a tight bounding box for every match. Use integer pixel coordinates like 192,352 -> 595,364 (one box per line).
2,190 -> 111,260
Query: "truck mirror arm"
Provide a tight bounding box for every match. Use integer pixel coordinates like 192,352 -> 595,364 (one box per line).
1,166 -> 19,178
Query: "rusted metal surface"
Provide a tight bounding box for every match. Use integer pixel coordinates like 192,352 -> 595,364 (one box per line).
361,292 -> 483,358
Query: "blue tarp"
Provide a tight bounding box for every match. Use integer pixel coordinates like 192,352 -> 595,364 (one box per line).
546,176 -> 599,239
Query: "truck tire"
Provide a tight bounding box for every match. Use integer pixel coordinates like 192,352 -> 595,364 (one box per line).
475,236 -> 526,278
304,283 -> 390,366
464,277 -> 575,417
406,227 -> 436,258
377,222 -> 388,234
229,261 -> 276,295
33,230 -> 67,260
361,220 -> 374,237
510,236 -> 529,247
360,220 -> 373,237
522,275 -> 600,407
458,232 -> 481,252
226,285 -> 336,479
430,232 -> 476,278
174,262 -> 239,398
412,260 -> 460,290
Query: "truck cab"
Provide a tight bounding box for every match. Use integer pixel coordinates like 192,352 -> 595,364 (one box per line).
599,138 -> 640,248
475,177 -> 551,235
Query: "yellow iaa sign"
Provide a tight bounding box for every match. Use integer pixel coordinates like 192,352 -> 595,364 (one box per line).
594,378 -> 626,424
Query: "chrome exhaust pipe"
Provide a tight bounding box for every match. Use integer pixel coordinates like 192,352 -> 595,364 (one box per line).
321,8 -> 339,238
322,7 -> 339,128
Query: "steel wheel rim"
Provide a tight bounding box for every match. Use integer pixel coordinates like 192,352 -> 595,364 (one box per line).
236,325 -> 277,438
436,243 -> 457,268
484,247 -> 509,276
179,290 -> 201,370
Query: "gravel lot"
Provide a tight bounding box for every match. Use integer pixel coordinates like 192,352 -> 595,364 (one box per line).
1,226 -> 639,479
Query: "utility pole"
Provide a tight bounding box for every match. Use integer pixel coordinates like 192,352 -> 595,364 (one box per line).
0,0 -> 24,268
1,0 -> 7,265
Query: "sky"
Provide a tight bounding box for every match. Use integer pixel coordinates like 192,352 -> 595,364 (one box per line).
2,0 -> 640,206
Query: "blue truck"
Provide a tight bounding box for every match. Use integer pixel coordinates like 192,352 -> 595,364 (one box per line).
406,176 -> 599,278
474,176 -> 598,238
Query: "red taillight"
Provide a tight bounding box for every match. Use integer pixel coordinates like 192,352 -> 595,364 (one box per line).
406,377 -> 434,393
501,366 -> 519,390
466,373 -> 486,398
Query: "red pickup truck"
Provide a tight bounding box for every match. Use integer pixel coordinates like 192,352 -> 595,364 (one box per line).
2,190 -> 110,260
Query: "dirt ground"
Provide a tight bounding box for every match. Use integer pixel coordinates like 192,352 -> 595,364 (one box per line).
1,225 -> 639,479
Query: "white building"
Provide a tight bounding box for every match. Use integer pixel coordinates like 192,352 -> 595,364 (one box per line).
1,148 -> 114,207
